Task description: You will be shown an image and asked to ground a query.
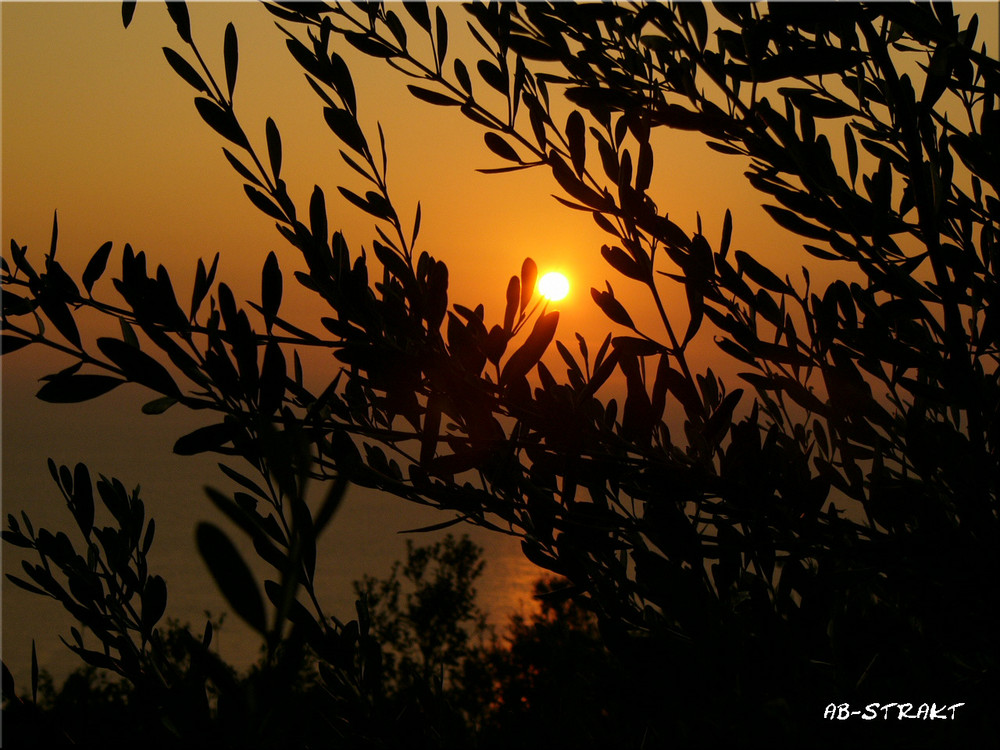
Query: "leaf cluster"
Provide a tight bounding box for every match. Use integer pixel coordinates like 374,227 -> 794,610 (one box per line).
4,2 -> 999,745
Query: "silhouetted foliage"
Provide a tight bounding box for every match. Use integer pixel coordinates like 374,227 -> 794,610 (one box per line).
356,535 -> 488,690
2,536 -> 618,748
468,577 -> 639,749
2,614 -> 234,748
4,2 -> 998,747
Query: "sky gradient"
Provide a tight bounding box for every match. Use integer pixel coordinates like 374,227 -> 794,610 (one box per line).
4,0 -> 997,687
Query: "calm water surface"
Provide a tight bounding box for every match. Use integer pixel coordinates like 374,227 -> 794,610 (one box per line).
2,376 -> 542,689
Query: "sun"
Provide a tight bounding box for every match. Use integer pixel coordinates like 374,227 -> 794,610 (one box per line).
537,271 -> 570,302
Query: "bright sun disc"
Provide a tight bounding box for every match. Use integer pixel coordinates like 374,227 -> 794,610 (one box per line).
538,271 -> 570,301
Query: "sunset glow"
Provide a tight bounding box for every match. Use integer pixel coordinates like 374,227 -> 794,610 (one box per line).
538,271 -> 570,301
4,0 -> 997,711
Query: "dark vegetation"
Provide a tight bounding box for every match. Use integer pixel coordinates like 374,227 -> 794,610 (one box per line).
3,1 -> 998,747
4,536 -> 624,748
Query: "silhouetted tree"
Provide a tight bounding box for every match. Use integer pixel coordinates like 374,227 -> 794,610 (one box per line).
466,576 -> 638,749
356,535 -> 488,688
1,535 -> 613,748
4,2 -> 997,746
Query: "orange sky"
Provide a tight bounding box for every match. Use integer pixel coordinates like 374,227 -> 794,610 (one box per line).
2,2 -> 781,349
3,1 -> 997,685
